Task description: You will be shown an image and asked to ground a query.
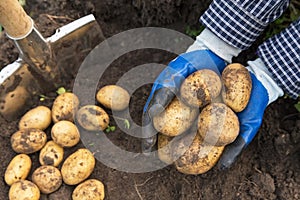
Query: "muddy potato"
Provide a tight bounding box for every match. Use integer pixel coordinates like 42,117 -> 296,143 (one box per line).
9,180 -> 40,200
153,98 -> 198,136
222,63 -> 252,112
39,141 -> 64,166
52,92 -> 80,123
96,85 -> 130,111
61,148 -> 95,185
5,154 -> 31,186
19,106 -> 51,130
11,129 -> 47,154
76,105 -> 109,131
72,179 -> 105,200
51,120 -> 80,147
32,165 -> 62,194
180,69 -> 222,108
198,103 -> 239,146
158,134 -> 174,164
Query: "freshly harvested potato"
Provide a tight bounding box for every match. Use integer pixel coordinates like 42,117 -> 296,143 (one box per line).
180,69 -> 222,108
96,85 -> 130,111
222,63 -> 252,112
153,98 -> 198,136
61,148 -> 95,185
51,120 -> 80,147
32,165 -> 62,194
198,103 -> 239,146
52,92 -> 80,123
5,154 -> 31,186
9,180 -> 40,200
76,105 -> 109,131
19,106 -> 51,130
158,134 -> 174,164
11,129 -> 47,154
39,141 -> 64,166
72,179 -> 105,200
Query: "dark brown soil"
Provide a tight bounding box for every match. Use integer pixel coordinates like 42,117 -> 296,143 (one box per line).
0,0 -> 299,199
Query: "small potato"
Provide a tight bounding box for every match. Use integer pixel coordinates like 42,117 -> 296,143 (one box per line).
51,121 -> 80,147
39,141 -> 64,166
5,154 -> 31,186
11,129 -> 47,154
76,105 -> 109,131
52,92 -> 80,123
153,98 -> 198,136
32,165 -> 62,194
96,85 -> 130,111
222,63 -> 252,112
158,134 -> 174,165
198,103 -> 239,146
61,148 -> 95,185
72,179 -> 105,200
180,69 -> 222,108
9,180 -> 40,200
18,106 -> 51,130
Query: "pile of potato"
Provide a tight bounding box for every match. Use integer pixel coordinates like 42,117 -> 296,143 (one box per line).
155,63 -> 252,174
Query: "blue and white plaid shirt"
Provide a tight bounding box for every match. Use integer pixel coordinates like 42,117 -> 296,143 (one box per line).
200,0 -> 299,98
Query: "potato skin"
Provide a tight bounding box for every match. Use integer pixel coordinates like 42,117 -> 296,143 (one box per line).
32,165 -> 62,194
180,69 -> 222,108
198,103 -> 239,146
61,148 -> 95,185
222,63 -> 252,112
96,85 -> 130,111
157,134 -> 174,164
153,98 -> 198,136
52,92 -> 80,123
51,120 -> 80,147
5,154 -> 31,186
76,105 -> 109,131
19,106 -> 51,130
11,129 -> 47,154
9,180 -> 40,200
72,179 -> 105,200
39,141 -> 64,167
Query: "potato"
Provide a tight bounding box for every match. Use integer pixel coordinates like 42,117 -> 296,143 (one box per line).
11,129 -> 47,154
76,105 -> 109,131
52,92 -> 80,123
222,63 -> 252,112
61,148 -> 95,185
72,179 -> 105,200
174,133 -> 224,175
158,134 -> 174,164
198,103 -> 239,146
4,154 -> 31,186
32,165 -> 62,194
39,141 -> 64,166
9,180 -> 40,200
96,85 -> 130,111
180,69 -> 222,108
51,120 -> 80,147
18,106 -> 51,131
153,98 -> 198,136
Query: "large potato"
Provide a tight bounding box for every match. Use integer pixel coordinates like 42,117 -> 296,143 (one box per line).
52,92 -> 80,123
180,69 -> 222,108
96,85 -> 130,111
4,154 -> 31,186
198,103 -> 239,146
32,165 -> 62,194
72,179 -> 105,200
153,98 -> 198,136
222,63 -> 252,112
76,105 -> 109,131
39,141 -> 64,167
19,106 -> 51,130
9,180 -> 40,200
61,148 -> 95,185
51,120 -> 80,147
11,129 -> 47,154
